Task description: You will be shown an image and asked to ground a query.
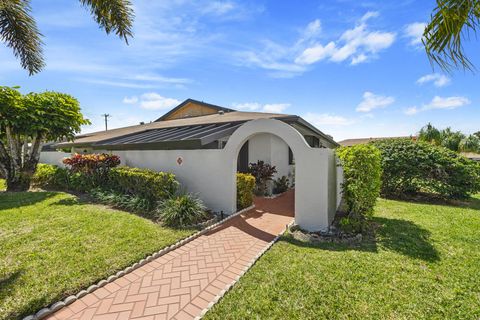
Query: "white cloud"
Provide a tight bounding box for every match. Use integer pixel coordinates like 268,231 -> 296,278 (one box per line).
241,12 -> 395,77
404,22 -> 426,46
404,96 -> 471,115
303,112 -> 355,126
121,92 -> 181,110
296,15 -> 395,66
233,102 -> 290,113
138,93 -> 181,110
123,96 -> 138,104
416,73 -> 451,87
424,96 -> 470,110
263,103 -> 290,113
202,1 -> 236,16
356,91 -> 395,112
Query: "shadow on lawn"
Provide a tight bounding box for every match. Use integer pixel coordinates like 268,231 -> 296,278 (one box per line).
385,193 -> 480,211
285,216 -> 440,263
0,192 -> 58,210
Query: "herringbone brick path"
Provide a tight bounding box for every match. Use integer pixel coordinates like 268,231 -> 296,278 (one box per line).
46,190 -> 294,320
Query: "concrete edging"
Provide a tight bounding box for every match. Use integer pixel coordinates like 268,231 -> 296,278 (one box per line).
24,204 -> 255,320
194,220 -> 295,320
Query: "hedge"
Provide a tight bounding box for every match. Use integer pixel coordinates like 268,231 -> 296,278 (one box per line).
237,173 -> 256,210
32,164 -> 179,205
107,167 -> 179,203
336,144 -> 382,217
372,139 -> 480,199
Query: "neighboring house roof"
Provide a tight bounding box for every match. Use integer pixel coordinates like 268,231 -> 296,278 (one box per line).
338,136 -> 416,146
58,99 -> 338,150
461,152 -> 480,161
154,99 -> 235,122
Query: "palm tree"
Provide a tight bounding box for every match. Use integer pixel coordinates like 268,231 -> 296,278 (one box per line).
418,123 -> 442,145
424,0 -> 480,71
0,0 -> 134,75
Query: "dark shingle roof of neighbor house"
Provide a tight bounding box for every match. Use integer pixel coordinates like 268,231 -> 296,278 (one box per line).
57,99 -> 338,149
154,98 -> 235,122
338,136 -> 416,146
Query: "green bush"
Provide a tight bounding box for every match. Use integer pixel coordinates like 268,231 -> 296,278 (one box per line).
336,144 -> 382,217
107,167 -> 179,203
156,192 -> 206,227
372,139 -> 480,199
237,173 -> 256,209
273,175 -> 290,194
89,188 -> 153,214
32,164 -> 70,189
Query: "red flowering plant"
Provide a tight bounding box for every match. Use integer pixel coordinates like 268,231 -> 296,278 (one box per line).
63,153 -> 120,188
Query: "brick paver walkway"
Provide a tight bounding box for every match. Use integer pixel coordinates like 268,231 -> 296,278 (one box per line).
46,190 -> 294,320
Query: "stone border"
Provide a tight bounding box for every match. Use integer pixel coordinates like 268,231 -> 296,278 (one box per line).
24,204 -> 255,320
194,220 -> 295,320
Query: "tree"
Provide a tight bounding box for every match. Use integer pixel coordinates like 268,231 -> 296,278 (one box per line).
0,0 -> 134,75
459,134 -> 480,152
440,127 -> 465,151
418,123 -> 442,145
0,86 -> 90,191
424,0 -> 480,71
474,131 -> 480,138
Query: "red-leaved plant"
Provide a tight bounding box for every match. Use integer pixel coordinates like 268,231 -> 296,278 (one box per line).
63,153 -> 120,183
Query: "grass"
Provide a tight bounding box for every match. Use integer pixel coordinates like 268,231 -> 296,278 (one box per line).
0,190 -> 194,320
205,195 -> 480,320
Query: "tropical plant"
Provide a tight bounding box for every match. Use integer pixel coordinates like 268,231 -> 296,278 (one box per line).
474,131 -> 480,139
89,188 -> 152,214
459,134 -> 480,152
0,86 -> 89,191
0,0 -> 134,75
424,0 -> 480,71
156,192 -> 206,227
273,175 -> 290,194
440,128 -> 465,151
236,173 -> 255,210
418,123 -> 442,145
247,160 -> 277,196
372,138 -> 480,199
336,144 -> 382,218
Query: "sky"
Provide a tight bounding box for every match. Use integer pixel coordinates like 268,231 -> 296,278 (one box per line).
1,0 -> 479,141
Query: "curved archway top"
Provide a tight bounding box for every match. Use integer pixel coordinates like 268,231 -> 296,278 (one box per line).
224,118 -> 313,155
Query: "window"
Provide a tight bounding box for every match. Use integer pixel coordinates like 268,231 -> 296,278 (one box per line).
288,147 -> 294,165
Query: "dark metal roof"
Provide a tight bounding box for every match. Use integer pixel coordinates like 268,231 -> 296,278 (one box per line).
154,99 -> 235,122
92,121 -> 245,150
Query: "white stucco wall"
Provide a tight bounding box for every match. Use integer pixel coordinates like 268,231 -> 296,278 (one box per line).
248,133 -> 291,179
39,119 -> 341,231
39,151 -> 70,168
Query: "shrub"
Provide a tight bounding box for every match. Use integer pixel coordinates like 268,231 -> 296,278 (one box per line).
336,144 -> 382,217
273,175 -> 290,194
89,188 -> 153,214
63,153 -> 120,186
372,138 -> 480,199
107,167 -> 178,204
248,160 -> 277,196
32,164 -> 70,189
156,192 -> 206,227
237,173 -> 255,209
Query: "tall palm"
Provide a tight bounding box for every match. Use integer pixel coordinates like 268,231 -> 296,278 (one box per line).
0,0 -> 134,75
424,0 -> 480,71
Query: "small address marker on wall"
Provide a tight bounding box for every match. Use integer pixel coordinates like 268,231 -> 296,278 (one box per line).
176,156 -> 183,166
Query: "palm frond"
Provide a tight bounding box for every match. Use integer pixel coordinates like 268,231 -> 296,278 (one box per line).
423,0 -> 480,72
0,0 -> 44,75
79,0 -> 134,43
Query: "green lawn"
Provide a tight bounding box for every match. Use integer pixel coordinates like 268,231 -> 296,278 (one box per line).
206,196 -> 480,320
0,190 -> 194,320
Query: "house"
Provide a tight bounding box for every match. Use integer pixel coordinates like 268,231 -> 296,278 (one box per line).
43,99 -> 341,232
57,99 -> 338,180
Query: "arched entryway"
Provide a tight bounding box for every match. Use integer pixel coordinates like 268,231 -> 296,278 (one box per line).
223,118 -> 338,232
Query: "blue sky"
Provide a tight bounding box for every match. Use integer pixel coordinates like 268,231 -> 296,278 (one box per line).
1,0 -> 479,141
